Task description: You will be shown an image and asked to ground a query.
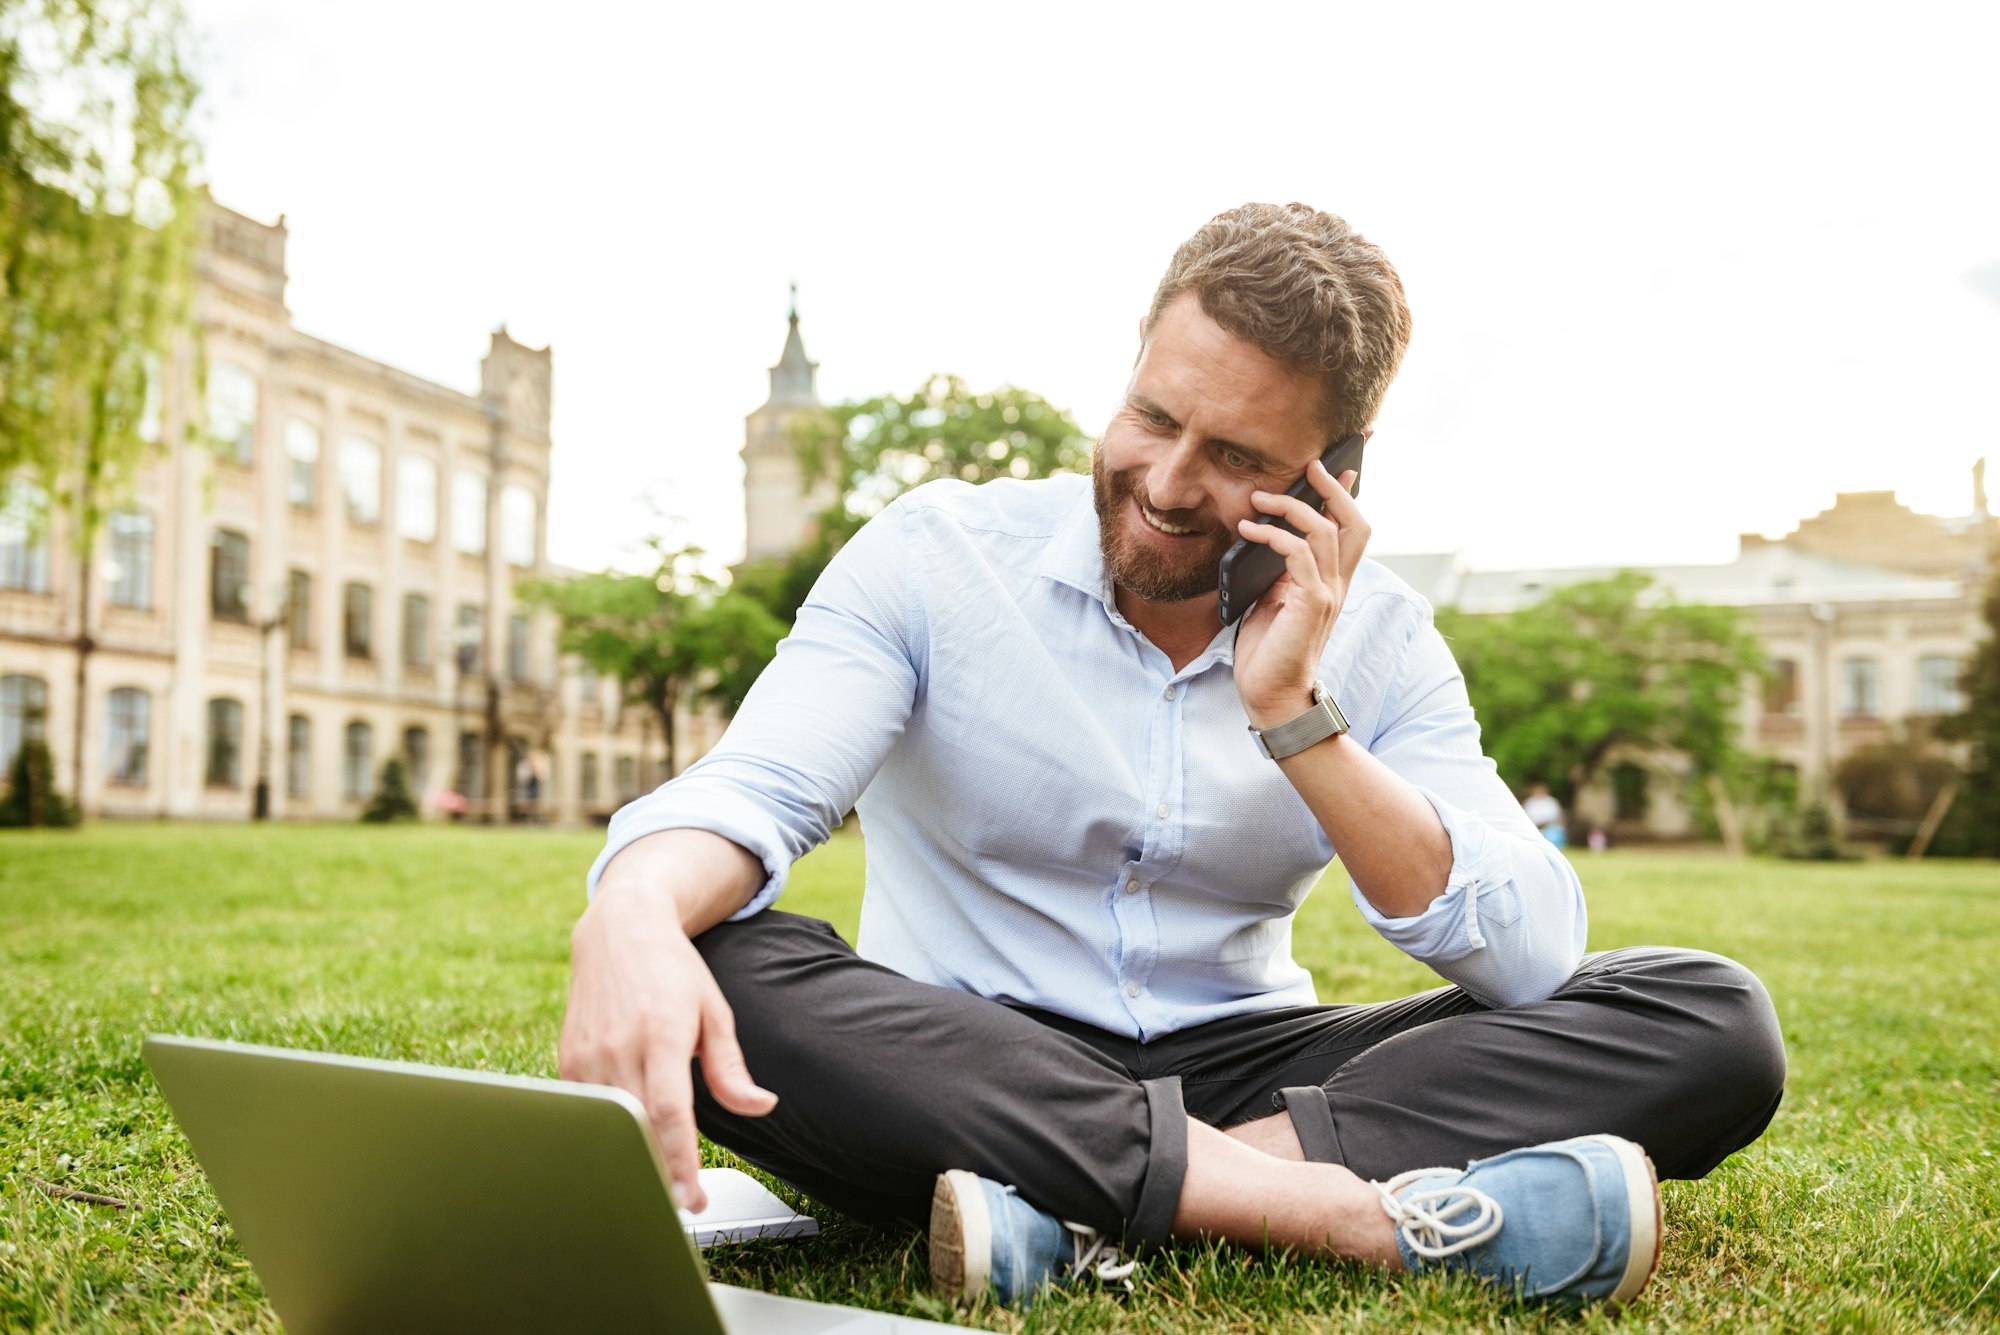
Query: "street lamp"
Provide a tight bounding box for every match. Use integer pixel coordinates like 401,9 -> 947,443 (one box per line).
449,621 -> 482,817
251,580 -> 291,821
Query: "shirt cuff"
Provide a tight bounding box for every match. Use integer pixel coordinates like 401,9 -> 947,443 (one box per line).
585,789 -> 797,922
1347,785 -> 1521,963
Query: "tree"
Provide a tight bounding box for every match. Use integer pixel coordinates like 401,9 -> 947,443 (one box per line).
520,546 -> 787,779
361,755 -> 418,823
740,376 -> 1093,622
0,736 -> 77,826
1435,572 -> 1767,813
2,0 -> 202,804
1932,558 -> 2000,856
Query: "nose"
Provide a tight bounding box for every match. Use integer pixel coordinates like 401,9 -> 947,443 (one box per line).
1144,438 -> 1207,514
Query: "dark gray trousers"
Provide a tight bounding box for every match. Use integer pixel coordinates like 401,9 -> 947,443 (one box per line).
691,911 -> 1786,1248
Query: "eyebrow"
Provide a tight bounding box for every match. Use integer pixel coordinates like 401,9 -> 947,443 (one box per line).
1127,393 -> 1286,472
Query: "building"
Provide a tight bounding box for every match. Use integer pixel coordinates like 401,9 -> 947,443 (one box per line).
0,202 -> 671,823
1375,473 -> 1994,838
741,288 -> 836,563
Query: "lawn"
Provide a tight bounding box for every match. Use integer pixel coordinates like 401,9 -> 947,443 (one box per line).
2,825 -> 1997,1333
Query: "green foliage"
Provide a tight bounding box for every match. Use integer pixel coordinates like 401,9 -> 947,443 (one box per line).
1775,800 -> 1857,861
0,736 -> 76,825
1,0 -> 202,519
1933,558 -> 2000,855
5,827 -> 2000,1331
361,756 -> 418,824
520,545 -> 785,774
1833,727 -> 1960,852
1436,572 -> 1767,807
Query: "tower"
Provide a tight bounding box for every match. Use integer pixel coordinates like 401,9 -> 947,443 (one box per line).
741,289 -> 836,562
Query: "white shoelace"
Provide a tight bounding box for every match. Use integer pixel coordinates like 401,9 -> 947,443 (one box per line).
1374,1168 -> 1505,1260
1061,1219 -> 1139,1289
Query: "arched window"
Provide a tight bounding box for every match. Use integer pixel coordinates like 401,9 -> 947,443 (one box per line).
340,437 -> 381,526
207,362 -> 260,464
105,687 -> 150,786
580,752 -> 600,804
343,721 -> 374,799
402,726 -> 430,789
206,698 -> 244,788
501,484 -> 537,567
1,478 -> 51,593
106,509 -> 154,610
287,714 -> 311,798
1,674 -> 50,770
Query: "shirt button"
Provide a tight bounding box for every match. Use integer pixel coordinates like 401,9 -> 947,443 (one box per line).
1124,981 -> 1140,997
1162,684 -> 1177,700
1125,877 -> 1139,894
1155,803 -> 1169,820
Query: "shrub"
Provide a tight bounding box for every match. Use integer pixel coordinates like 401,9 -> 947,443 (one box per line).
361,756 -> 419,824
0,739 -> 80,827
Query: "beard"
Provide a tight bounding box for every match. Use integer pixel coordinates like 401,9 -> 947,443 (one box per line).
1092,451 -> 1231,603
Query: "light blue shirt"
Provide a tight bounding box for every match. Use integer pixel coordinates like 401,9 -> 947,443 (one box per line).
590,475 -> 1587,1040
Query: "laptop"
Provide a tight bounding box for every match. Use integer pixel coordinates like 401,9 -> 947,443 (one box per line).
144,1035 -> 956,1333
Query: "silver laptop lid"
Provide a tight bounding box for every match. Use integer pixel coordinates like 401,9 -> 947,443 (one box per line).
145,1034 -> 726,1335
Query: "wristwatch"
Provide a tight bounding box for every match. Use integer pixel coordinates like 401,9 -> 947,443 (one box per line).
1250,681 -> 1350,760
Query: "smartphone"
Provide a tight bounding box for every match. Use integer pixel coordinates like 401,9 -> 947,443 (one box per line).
1216,432 -> 1366,625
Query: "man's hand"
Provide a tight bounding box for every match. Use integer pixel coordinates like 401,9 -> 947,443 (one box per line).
1231,458 -> 1369,726
557,835 -> 776,1213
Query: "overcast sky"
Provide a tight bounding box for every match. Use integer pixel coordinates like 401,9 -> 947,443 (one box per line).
182,0 -> 2000,575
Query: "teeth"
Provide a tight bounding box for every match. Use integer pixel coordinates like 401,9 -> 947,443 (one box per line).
1140,504 -> 1195,536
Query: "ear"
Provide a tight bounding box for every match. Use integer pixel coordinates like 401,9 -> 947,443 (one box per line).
1362,429 -> 1375,442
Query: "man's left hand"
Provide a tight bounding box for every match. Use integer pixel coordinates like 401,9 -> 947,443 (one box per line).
1231,459 -> 1368,727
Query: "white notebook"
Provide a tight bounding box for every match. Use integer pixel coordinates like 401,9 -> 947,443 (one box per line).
679,1167 -> 820,1247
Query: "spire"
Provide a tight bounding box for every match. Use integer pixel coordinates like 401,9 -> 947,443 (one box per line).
764,284 -> 819,408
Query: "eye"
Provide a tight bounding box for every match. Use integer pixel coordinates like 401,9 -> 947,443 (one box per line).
1140,409 -> 1174,430
1219,448 -> 1255,472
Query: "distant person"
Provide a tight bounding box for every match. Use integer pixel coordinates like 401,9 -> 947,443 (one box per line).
561,203 -> 1784,1312
1588,826 -> 1610,854
1523,781 -> 1567,848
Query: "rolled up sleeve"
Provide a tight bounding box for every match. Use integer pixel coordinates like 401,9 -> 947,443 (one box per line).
1353,611 -> 1588,1007
585,497 -> 927,915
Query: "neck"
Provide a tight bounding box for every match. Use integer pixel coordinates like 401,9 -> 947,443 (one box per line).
1114,585 -> 1224,672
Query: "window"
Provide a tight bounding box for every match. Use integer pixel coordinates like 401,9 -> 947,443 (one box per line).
507,613 -> 530,682
343,721 -> 374,799
577,662 -> 599,706
206,697 -> 244,788
452,471 -> 487,554
340,437 -> 381,525
403,726 -> 430,790
614,755 -> 637,801
501,484 -> 537,567
402,593 -> 432,669
343,582 -> 373,659
1764,658 -> 1799,716
458,730 -> 488,799
397,455 -> 438,543
1840,657 -> 1880,718
207,362 -> 259,464
106,509 -> 153,610
1611,762 -> 1650,821
286,714 -> 311,798
1,674 -> 49,771
580,752 -> 600,804
286,569 -> 312,647
0,477 -> 51,593
285,419 -> 320,508
210,529 -> 250,622
1918,655 -> 1964,715
455,603 -> 483,674
104,687 -> 149,786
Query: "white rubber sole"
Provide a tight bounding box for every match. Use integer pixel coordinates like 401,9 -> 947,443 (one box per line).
929,1169 -> 994,1302
1578,1133 -> 1662,1307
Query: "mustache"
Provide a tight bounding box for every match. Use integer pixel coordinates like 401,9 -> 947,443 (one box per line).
1117,475 -> 1221,537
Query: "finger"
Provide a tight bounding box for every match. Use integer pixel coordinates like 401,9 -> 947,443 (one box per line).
1235,521 -> 1331,607
1247,486 -> 1337,539
1314,464 -> 1371,578
641,1043 -> 705,1212
697,996 -> 779,1118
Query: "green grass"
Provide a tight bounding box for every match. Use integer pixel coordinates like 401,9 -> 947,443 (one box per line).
3,825 -> 1997,1332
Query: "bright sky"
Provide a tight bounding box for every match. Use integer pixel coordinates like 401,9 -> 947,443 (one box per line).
183,1 -> 2000,575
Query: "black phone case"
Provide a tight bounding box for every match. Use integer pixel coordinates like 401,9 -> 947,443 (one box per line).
1216,434 -> 1366,625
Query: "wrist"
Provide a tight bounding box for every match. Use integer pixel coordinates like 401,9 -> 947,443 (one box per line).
1243,681 -> 1323,731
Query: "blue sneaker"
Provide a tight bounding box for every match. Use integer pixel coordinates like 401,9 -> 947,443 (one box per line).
929,1169 -> 1138,1306
1376,1133 -> 1662,1308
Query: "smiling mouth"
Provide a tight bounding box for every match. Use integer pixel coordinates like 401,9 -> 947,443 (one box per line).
1136,498 -> 1199,537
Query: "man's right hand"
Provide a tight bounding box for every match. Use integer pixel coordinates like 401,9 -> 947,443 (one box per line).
557,833 -> 777,1214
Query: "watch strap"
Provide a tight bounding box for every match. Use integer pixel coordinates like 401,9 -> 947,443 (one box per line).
1252,682 -> 1350,760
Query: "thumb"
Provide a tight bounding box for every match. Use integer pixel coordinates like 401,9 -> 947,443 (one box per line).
698,999 -> 779,1117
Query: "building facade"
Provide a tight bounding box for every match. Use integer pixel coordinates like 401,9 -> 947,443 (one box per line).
0,203 -> 683,824
741,292 -> 836,563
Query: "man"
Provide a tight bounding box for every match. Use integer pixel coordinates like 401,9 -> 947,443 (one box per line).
561,203 -> 1785,1310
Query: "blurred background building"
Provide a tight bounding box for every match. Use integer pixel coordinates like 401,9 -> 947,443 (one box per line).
0,202 -> 715,824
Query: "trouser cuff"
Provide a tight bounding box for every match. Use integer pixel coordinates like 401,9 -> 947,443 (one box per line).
1129,1076 -> 1187,1249
1274,1086 -> 1342,1164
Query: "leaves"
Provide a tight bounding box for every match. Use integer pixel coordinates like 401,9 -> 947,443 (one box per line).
1436,572 -> 1766,806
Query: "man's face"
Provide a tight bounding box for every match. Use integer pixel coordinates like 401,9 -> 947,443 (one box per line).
1093,293 -> 1330,604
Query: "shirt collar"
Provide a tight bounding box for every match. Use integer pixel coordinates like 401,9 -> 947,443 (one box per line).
1038,483 -> 1240,671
